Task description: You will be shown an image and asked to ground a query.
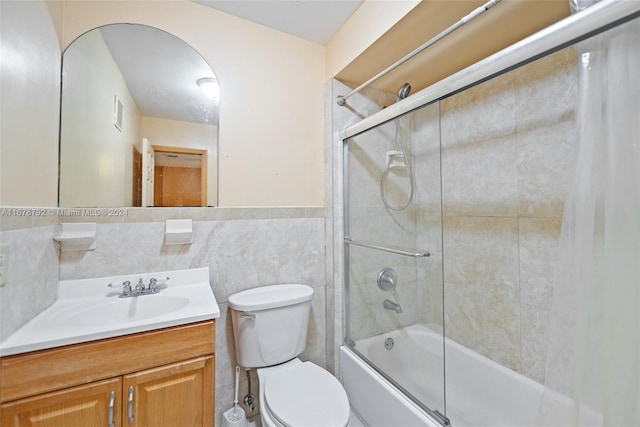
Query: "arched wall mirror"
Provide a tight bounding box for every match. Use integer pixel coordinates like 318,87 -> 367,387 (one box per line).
59,23 -> 219,208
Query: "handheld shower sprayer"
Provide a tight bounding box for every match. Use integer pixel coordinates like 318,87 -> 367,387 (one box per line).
381,82 -> 415,211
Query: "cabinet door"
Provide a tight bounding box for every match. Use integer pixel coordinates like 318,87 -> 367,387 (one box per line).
123,355 -> 214,427
0,377 -> 122,427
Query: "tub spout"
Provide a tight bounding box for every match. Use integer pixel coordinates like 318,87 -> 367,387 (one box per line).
383,299 -> 403,313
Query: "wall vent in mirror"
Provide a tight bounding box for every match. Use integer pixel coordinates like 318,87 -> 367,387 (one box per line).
113,95 -> 123,131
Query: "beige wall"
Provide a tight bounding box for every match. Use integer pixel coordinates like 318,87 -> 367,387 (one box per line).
325,0 -> 420,81
63,0 -> 325,207
61,0 -> 417,208
0,0 -> 61,206
44,0 -> 64,50
0,0 -> 415,208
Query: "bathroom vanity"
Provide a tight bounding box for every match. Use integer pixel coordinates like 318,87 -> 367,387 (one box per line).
0,268 -> 219,426
0,321 -> 215,426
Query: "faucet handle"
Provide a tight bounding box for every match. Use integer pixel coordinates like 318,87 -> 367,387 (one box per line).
150,276 -> 170,289
108,280 -> 132,293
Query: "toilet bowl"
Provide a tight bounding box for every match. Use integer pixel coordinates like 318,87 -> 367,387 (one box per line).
258,359 -> 350,427
228,284 -> 350,427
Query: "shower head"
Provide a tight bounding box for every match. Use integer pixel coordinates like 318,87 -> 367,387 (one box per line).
396,83 -> 411,101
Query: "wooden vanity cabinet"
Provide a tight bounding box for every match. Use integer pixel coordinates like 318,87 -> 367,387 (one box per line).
0,320 -> 215,427
0,378 -> 123,427
124,356 -> 214,427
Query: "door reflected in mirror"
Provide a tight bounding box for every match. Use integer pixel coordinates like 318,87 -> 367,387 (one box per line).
149,145 -> 207,207
59,24 -> 218,208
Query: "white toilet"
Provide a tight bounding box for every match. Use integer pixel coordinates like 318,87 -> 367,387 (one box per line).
229,284 -> 350,427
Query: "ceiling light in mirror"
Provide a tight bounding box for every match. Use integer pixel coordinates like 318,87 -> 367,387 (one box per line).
197,78 -> 220,100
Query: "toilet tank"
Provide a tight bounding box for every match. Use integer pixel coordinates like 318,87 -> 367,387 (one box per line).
229,284 -> 314,368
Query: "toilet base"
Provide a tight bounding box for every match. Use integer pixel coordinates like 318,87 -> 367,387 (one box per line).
255,358 -> 351,427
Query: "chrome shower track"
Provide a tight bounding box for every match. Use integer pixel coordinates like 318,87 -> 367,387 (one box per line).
336,0 -> 502,106
340,0 -> 640,140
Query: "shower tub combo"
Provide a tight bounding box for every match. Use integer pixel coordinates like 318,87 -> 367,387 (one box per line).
336,1 -> 639,425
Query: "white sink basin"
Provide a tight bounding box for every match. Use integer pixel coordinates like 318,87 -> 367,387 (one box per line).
58,295 -> 191,327
0,267 -> 220,356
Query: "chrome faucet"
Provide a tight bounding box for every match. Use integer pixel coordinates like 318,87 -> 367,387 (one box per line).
135,278 -> 145,293
108,277 -> 167,298
383,299 -> 403,314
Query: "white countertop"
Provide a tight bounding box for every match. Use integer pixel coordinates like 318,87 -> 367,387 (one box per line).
0,267 -> 220,357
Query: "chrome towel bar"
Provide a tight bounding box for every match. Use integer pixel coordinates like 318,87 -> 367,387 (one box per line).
345,238 -> 430,258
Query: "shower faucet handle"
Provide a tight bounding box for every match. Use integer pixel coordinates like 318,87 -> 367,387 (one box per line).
377,267 -> 397,293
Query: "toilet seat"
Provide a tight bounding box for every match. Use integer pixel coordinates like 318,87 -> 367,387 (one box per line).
264,361 -> 350,427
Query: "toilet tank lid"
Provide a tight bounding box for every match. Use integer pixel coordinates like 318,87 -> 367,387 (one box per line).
229,284 -> 313,311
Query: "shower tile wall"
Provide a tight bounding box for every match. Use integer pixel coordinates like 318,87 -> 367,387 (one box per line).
340,94 -> 445,343
413,103 -> 444,332
326,79 -> 404,352
337,95 -> 445,344
345,113 -> 420,342
438,47 -> 577,382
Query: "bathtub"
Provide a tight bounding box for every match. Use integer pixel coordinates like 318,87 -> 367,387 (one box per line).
340,324 -> 546,427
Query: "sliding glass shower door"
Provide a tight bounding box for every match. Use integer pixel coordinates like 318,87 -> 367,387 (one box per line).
343,101 -> 447,423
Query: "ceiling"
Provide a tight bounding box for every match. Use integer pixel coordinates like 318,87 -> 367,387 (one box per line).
100,24 -> 219,125
191,0 -> 364,45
